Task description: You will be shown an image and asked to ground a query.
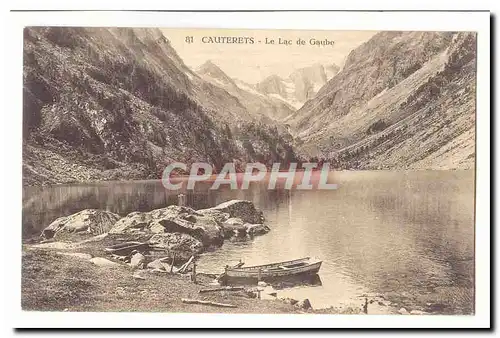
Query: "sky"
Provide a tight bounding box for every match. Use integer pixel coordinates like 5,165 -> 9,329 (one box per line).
161,28 -> 377,84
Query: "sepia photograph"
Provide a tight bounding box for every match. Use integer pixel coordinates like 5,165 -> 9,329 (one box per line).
9,9 -> 491,329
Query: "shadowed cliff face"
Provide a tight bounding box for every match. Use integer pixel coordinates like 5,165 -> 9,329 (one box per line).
287,32 -> 476,170
22,27 -> 298,186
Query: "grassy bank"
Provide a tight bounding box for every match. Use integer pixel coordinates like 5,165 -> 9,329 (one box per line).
22,246 -> 338,314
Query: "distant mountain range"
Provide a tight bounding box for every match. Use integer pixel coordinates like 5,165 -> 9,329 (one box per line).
196,60 -> 295,122
197,60 -> 339,119
286,31 -> 476,170
255,63 -> 340,109
22,28 -> 476,186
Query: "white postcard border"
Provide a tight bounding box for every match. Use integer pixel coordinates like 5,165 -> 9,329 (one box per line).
5,10 -> 490,329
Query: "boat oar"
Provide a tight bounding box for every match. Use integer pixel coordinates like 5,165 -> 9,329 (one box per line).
181,298 -> 237,308
232,260 -> 245,268
198,286 -> 245,293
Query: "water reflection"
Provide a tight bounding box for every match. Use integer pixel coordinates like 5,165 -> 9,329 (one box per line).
22,170 -> 475,313
271,274 -> 323,290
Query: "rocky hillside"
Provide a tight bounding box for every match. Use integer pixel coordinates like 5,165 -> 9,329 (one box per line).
23,27 -> 298,186
196,60 -> 295,121
287,32 -> 476,170
256,63 -> 340,109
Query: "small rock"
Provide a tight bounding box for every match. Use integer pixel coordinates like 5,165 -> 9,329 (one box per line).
90,257 -> 120,267
246,223 -> 270,236
398,307 -> 409,315
296,299 -> 312,310
133,271 -> 147,280
257,281 -> 268,287
112,254 -> 129,262
427,303 -> 446,312
281,298 -> 299,306
147,259 -> 166,271
410,310 -> 427,315
220,218 -> 247,238
130,252 -> 146,268
244,291 -> 257,299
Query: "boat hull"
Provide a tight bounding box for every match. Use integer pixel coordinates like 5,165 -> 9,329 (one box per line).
224,260 -> 322,284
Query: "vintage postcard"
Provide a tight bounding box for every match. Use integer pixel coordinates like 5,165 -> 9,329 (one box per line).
14,10 -> 490,329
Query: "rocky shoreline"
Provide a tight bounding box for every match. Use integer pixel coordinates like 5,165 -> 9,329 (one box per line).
22,199 -> 450,315
23,199 -> 341,313
37,200 -> 270,263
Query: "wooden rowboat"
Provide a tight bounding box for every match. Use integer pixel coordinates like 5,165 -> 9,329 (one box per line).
223,257 -> 322,283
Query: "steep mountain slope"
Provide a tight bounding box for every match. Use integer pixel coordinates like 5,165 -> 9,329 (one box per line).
287,32 -> 475,169
196,61 -> 295,121
256,63 -> 339,109
23,27 -> 297,185
324,64 -> 340,81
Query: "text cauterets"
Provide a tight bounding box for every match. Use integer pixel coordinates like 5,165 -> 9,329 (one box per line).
201,36 -> 255,44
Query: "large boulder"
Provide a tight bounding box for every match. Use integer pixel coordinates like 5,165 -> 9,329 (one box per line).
41,209 -> 120,240
108,211 -> 153,235
220,218 -> 247,238
246,223 -> 271,236
196,209 -> 230,224
156,214 -> 224,246
149,205 -> 201,219
109,206 -> 200,236
109,205 -> 224,247
219,218 -> 270,238
199,200 -> 264,224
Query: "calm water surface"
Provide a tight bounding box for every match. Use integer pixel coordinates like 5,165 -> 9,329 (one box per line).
23,171 -> 475,314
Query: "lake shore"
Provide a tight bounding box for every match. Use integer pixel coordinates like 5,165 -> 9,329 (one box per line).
21,199 -> 363,314
21,180 -> 475,315
21,243 -> 361,314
